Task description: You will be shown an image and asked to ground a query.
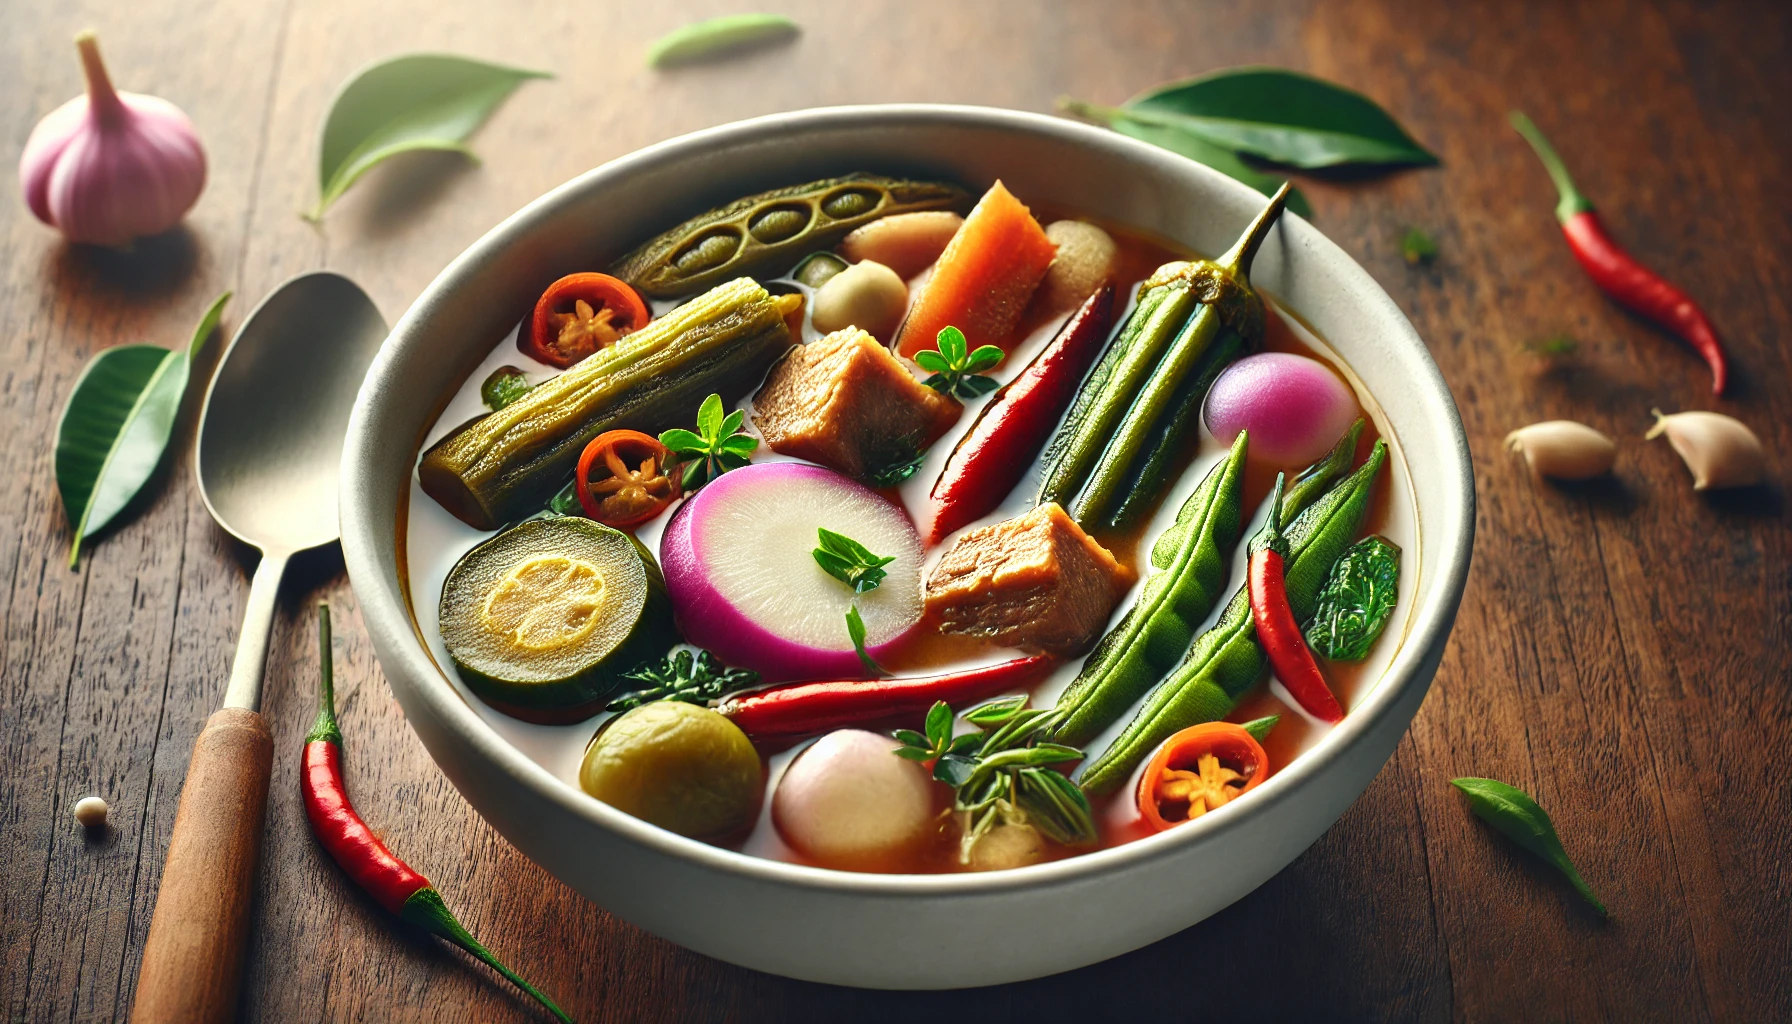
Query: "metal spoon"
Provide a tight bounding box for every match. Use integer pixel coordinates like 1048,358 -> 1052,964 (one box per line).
132,272 -> 386,1024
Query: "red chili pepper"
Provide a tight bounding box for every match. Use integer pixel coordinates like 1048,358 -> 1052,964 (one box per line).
574,429 -> 679,529
303,606 -> 574,1023
1510,112 -> 1729,395
1137,722 -> 1269,832
921,285 -> 1115,546
720,656 -> 1056,739
519,272 -> 650,369
1246,475 -> 1344,723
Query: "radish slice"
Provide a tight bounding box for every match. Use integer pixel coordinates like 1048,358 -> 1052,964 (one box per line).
660,463 -> 922,681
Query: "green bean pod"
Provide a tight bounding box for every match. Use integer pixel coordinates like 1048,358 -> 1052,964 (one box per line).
1077,439 -> 1387,796
1106,326 -> 1248,530
1056,185 -> 1289,529
1050,430 -> 1250,748
1277,418 -> 1364,528
1036,285 -> 1193,509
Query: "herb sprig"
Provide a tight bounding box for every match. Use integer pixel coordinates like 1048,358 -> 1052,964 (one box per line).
660,393 -> 758,489
1451,776 -> 1607,916
812,528 -> 895,674
607,648 -> 760,712
915,326 -> 1002,399
895,698 -> 1097,863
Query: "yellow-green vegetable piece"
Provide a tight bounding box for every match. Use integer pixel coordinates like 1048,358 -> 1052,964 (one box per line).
582,701 -> 763,837
608,174 -> 969,299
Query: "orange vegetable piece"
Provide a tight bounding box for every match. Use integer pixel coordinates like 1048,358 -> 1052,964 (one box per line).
1136,722 -> 1269,832
893,180 -> 1056,362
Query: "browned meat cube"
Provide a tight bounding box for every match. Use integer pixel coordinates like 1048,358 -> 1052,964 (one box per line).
753,327 -> 960,478
924,503 -> 1134,656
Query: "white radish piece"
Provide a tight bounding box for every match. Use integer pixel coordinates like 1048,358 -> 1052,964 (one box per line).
1505,420 -> 1617,480
773,730 -> 935,869
838,211 -> 964,279
810,259 -> 907,343
660,463 -> 923,681
1646,409 -> 1765,490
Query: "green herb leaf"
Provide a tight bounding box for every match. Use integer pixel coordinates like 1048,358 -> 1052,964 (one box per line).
813,528 -> 895,593
1306,535 -> 1401,661
846,604 -> 881,675
1240,715 -> 1281,742
934,754 -> 977,787
1068,105 -> 1312,218
56,293 -> 229,568
646,13 -> 800,68
893,729 -> 930,750
606,648 -> 760,712
916,325 -> 1003,399
925,700 -> 954,748
1123,67 -> 1437,169
1525,334 -> 1580,358
659,392 -> 757,489
308,55 -> 550,220
480,365 -> 533,410
863,448 -> 926,488
1451,777 -> 1607,916
547,479 -> 582,517
1401,227 -> 1438,266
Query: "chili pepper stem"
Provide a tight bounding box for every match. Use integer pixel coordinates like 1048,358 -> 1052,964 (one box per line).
1509,111 -> 1595,221
307,604 -> 343,746
400,887 -> 576,1024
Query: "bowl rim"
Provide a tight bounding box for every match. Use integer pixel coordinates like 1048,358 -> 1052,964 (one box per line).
341,102 -> 1474,898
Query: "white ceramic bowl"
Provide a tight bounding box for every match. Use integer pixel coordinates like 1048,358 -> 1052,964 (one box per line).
341,104 -> 1474,989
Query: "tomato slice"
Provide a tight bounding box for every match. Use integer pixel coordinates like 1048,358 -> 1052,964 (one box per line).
521,273 -> 651,368
1137,722 -> 1269,833
574,430 -> 680,529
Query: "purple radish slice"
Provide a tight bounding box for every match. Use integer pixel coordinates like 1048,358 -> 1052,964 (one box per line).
660,462 -> 922,682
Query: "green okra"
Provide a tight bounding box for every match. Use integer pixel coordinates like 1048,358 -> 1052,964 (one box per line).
1279,418 -> 1363,528
1107,326 -> 1248,530
1050,431 -> 1250,748
1078,439 -> 1387,796
1051,184 -> 1289,530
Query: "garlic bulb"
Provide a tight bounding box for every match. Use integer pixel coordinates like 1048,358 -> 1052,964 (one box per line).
19,32 -> 206,246
1504,420 -> 1616,480
1646,409 -> 1765,490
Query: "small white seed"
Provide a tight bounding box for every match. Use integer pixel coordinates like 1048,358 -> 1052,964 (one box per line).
1504,420 -> 1617,480
838,211 -> 963,279
1034,220 -> 1118,315
74,796 -> 108,828
810,259 -> 908,343
1645,408 -> 1765,490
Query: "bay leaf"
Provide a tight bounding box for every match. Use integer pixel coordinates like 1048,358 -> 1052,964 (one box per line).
647,14 -> 800,67
1125,67 -> 1437,169
308,54 -> 551,220
56,293 -> 229,567
1103,112 -> 1313,218
1451,776 -> 1608,916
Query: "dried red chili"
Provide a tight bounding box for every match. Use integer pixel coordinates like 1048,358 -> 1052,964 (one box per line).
922,285 -> 1115,546
302,605 -> 573,1023
574,429 -> 679,529
1247,474 -> 1344,723
1511,112 -> 1730,395
719,656 -> 1056,740
519,272 -> 650,368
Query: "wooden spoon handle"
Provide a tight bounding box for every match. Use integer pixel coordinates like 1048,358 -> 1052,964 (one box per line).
130,707 -> 273,1024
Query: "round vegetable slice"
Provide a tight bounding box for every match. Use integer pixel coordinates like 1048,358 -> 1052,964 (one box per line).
440,517 -> 678,722
660,462 -> 922,681
574,429 -> 680,529
580,701 -> 762,838
519,272 -> 651,368
1137,722 -> 1268,832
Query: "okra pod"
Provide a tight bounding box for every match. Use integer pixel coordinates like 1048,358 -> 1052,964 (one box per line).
1048,184 -> 1289,530
1077,439 -> 1387,796
1278,418 -> 1363,528
1107,326 -> 1248,530
1050,431 -> 1250,748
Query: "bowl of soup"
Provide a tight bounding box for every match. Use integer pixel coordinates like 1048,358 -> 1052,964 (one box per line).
341,104 -> 1474,988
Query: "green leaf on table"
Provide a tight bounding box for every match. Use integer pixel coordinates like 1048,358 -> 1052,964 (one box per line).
1401,227 -> 1438,265
647,14 -> 800,68
1451,776 -> 1608,916
1067,104 -> 1312,218
56,293 -> 230,568
308,54 -> 551,220
1125,67 -> 1437,169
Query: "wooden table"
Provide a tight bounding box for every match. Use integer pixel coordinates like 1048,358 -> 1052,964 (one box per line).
5,0 -> 1787,1020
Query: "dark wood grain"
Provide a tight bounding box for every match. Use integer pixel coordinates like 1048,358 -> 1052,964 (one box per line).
3,0 -> 1788,1021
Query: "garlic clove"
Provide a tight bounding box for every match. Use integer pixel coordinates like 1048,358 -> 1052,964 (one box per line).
1645,409 -> 1765,490
17,32 -> 206,247
1504,420 -> 1617,480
